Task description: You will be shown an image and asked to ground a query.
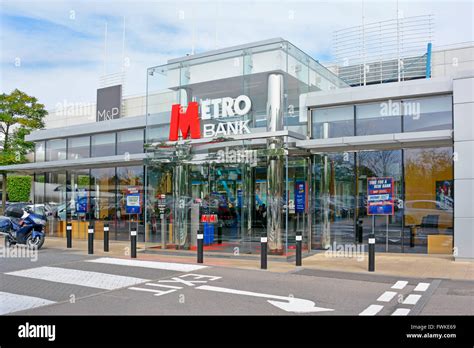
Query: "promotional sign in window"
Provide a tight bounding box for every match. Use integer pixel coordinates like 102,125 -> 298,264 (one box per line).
157,194 -> 166,214
126,186 -> 141,214
76,189 -> 88,214
367,177 -> 394,215
295,181 -> 306,213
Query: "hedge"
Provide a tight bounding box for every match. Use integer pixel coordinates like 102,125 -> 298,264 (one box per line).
7,175 -> 32,202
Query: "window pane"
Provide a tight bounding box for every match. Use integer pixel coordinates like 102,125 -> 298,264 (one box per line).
147,124 -> 170,143
67,169 -> 91,239
312,106 -> 354,138
403,95 -> 452,132
91,133 -> 116,157
45,172 -> 67,237
117,129 -> 143,155
404,147 -> 453,253
91,167 -> 117,239
35,141 -> 45,162
46,139 -> 66,161
34,173 -> 45,205
68,136 -> 90,159
312,152 -> 356,249
117,166 -> 144,241
356,102 -> 402,135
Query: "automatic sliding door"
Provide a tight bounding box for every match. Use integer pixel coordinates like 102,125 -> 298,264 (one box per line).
357,150 -> 403,252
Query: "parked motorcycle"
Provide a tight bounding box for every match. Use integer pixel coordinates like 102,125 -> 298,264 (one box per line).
0,206 -> 46,250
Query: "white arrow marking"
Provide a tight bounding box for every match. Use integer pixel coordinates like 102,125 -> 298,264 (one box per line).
195,285 -> 334,313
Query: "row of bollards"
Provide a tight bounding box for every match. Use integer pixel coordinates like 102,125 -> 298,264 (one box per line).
65,222 -> 375,271
66,222 -> 136,258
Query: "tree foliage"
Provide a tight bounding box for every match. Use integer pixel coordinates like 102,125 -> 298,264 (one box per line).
0,89 -> 47,165
0,89 -> 47,209
6,175 -> 32,202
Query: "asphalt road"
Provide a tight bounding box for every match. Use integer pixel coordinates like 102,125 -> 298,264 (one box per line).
1,246 -> 473,316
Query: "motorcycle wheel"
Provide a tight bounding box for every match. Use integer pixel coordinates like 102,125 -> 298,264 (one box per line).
26,234 -> 45,250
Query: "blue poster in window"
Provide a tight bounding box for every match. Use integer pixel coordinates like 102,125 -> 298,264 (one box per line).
295,181 -> 306,213
76,189 -> 87,213
126,187 -> 141,214
367,177 -> 394,215
237,190 -> 242,208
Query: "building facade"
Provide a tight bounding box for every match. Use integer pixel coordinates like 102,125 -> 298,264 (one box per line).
2,38 -> 473,259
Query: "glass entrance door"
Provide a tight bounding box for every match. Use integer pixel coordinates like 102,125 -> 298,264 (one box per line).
312,149 -> 403,253
357,150 -> 403,253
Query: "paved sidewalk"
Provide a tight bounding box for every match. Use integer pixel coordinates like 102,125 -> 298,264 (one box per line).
12,237 -> 474,281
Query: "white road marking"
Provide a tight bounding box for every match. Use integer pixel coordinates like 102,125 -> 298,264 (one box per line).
414,282 -> 430,292
87,257 -> 207,272
128,287 -> 177,297
0,291 -> 56,315
403,294 -> 422,305
391,281 -> 408,290
377,291 -> 397,302
359,304 -> 384,316
6,267 -> 148,290
159,277 -> 207,287
196,285 -> 334,313
392,308 -> 411,316
145,283 -> 182,289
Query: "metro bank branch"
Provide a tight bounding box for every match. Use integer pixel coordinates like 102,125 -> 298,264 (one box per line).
2,38 -> 473,260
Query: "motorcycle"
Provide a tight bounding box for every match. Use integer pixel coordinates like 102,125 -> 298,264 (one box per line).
0,206 -> 46,250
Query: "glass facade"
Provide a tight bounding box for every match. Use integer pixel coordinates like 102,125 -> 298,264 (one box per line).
117,129 -> 143,156
403,95 -> 452,132
32,166 -> 144,241
25,42 -> 454,256
312,106 -> 354,139
144,39 -> 346,256
311,95 -> 453,138
35,141 -> 45,162
311,147 -> 453,254
46,139 -> 66,161
356,102 -> 402,135
91,133 -> 116,157
68,136 -> 90,159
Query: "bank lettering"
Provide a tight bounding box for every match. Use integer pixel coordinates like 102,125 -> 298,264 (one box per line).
168,95 -> 251,141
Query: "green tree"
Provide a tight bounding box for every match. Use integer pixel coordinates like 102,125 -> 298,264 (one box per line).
0,89 -> 47,210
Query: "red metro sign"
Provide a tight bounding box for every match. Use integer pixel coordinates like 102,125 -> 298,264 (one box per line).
168,95 -> 252,141
168,102 -> 201,141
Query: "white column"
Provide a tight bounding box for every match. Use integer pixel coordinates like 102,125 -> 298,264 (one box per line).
453,76 -> 474,260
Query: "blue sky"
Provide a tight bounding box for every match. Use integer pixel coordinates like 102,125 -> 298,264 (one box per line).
1,0 -> 473,110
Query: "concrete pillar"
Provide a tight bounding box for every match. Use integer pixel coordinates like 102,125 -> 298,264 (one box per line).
266,73 -> 284,254
453,76 -> 474,260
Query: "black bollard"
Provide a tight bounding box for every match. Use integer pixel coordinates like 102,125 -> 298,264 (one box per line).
104,223 -> 109,252
260,235 -> 267,270
197,229 -> 204,263
217,222 -> 222,245
368,234 -> 375,272
66,222 -> 72,248
88,224 -> 94,255
295,231 -> 302,267
357,219 -> 363,244
131,227 -> 137,259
